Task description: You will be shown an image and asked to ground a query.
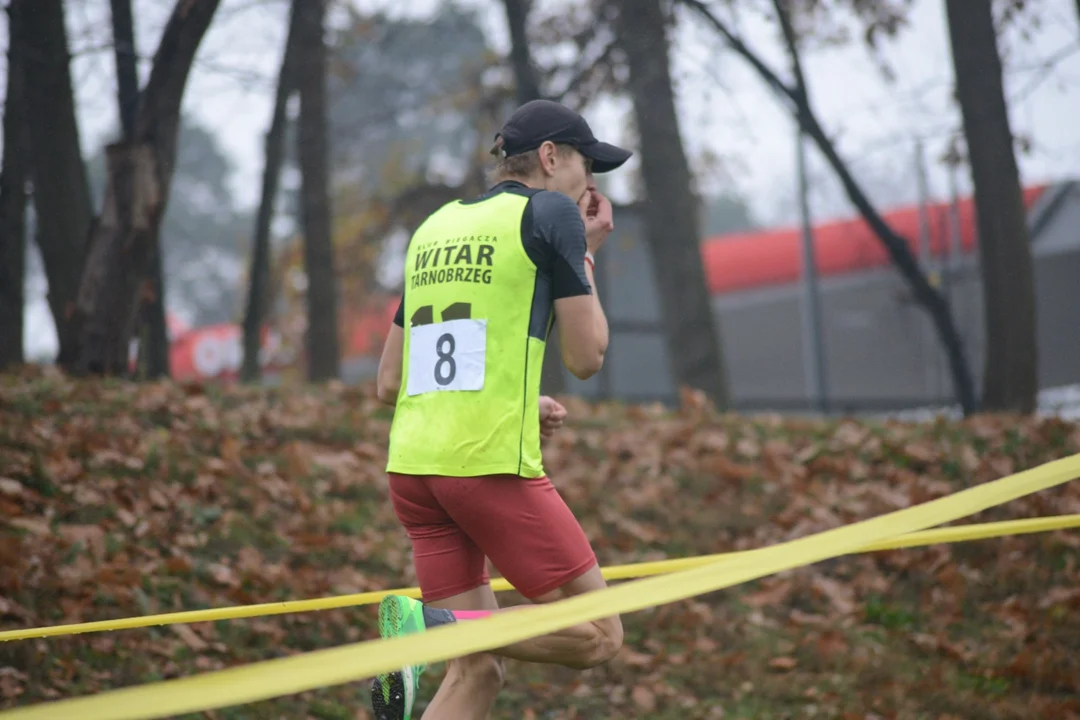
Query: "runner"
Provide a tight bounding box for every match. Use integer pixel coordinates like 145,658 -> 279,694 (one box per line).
370,98 -> 632,720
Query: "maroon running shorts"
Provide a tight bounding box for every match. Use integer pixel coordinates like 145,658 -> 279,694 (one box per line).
387,473 -> 598,602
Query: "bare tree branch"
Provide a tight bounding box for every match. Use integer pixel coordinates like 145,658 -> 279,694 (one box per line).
1010,42 -> 1080,104
679,0 -> 795,107
549,36 -> 617,107
772,0 -> 807,99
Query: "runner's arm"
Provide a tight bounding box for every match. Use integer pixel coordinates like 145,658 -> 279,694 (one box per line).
376,299 -> 406,406
555,264 -> 608,379
531,191 -> 608,380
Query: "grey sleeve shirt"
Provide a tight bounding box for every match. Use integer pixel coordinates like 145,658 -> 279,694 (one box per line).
523,189 -> 593,300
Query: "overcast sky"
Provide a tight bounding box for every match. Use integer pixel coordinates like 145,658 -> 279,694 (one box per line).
18,0 -> 1080,357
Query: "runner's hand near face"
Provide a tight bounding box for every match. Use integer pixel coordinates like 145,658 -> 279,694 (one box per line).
578,188 -> 614,255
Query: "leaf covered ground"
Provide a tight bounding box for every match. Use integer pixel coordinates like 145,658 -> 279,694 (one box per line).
1,368 -> 1080,719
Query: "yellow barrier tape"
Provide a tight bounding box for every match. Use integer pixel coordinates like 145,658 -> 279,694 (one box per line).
2,453 -> 1077,720
3,512 -> 1078,643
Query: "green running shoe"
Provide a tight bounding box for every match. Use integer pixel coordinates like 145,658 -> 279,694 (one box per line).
370,595 -> 456,720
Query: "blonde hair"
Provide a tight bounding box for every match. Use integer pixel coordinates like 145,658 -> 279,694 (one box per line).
489,137 -> 577,181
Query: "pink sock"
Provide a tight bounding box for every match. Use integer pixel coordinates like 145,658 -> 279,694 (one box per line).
452,610 -> 494,620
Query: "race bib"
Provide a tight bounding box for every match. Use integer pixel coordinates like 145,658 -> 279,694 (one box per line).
406,318 -> 487,396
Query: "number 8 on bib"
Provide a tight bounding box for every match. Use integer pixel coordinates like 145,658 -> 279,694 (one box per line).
406,318 -> 487,396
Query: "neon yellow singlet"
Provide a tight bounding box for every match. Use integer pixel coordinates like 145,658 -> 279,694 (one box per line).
386,189 -> 549,478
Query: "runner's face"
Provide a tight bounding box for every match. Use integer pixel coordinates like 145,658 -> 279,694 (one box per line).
550,149 -> 591,203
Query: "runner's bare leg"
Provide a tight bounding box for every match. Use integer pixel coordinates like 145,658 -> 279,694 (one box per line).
421,585 -> 503,720
421,565 -> 622,720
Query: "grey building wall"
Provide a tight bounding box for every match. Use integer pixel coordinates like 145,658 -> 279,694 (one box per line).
1032,183 -> 1080,389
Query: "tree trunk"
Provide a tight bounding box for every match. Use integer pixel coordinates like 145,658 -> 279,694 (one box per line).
242,0 -> 300,383
296,0 -> 341,382
109,0 -> 168,379
64,0 -> 221,376
67,145 -> 156,375
500,0 -> 566,396
110,0 -> 140,140
945,0 -> 1037,413
140,234 -> 171,378
21,0 -> 93,364
502,0 -> 542,104
614,0 -> 729,408
0,0 -> 29,370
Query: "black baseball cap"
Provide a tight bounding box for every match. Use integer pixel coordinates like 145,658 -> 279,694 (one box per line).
492,99 -> 632,174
